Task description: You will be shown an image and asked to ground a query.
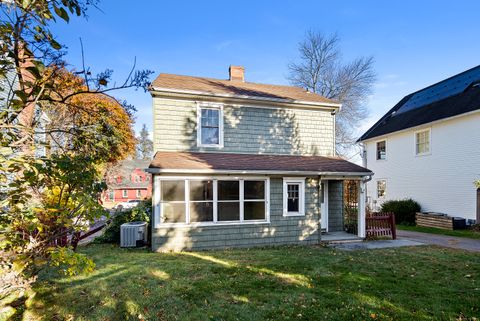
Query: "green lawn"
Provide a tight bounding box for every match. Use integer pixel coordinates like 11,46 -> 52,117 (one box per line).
398,224 -> 480,239
19,244 -> 480,321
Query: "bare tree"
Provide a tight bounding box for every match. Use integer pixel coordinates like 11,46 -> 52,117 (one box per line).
288,31 -> 376,157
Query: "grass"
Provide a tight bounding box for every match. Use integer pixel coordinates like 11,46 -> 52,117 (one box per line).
15,244 -> 480,321
398,224 -> 480,239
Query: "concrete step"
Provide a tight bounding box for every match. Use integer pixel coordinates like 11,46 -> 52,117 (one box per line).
321,238 -> 364,245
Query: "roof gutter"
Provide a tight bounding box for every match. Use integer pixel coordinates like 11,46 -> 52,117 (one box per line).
145,167 -> 373,178
149,86 -> 342,110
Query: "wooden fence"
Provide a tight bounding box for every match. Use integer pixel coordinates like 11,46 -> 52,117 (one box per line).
366,212 -> 396,239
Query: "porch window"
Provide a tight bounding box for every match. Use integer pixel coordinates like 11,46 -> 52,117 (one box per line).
376,140 -> 386,160
160,180 -> 186,223
156,178 -> 269,226
415,129 -> 430,155
244,180 -> 266,220
189,180 -> 214,222
197,104 -> 223,147
377,180 -> 386,198
283,178 -> 305,216
218,180 -> 240,221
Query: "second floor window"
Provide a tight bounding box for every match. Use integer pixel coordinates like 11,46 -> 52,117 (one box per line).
415,129 -> 430,155
198,105 -> 223,147
376,140 -> 386,160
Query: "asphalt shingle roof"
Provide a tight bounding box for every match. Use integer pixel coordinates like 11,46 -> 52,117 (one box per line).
148,151 -> 371,175
150,73 -> 338,105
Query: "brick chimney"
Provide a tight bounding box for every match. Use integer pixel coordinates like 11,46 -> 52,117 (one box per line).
229,65 -> 245,82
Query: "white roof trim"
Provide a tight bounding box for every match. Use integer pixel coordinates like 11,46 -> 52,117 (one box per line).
150,86 -> 342,109
359,108 -> 480,143
145,168 -> 372,177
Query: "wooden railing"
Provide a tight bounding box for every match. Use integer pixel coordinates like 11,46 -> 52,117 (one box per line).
366,212 -> 396,239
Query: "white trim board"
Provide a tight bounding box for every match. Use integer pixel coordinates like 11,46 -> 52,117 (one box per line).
150,87 -> 342,110
146,168 -> 373,177
359,108 -> 480,143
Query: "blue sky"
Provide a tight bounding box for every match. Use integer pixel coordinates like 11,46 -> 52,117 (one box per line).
52,0 -> 480,138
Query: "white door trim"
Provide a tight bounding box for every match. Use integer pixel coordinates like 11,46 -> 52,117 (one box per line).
321,181 -> 329,232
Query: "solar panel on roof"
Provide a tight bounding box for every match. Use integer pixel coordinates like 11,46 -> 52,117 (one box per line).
395,65 -> 480,114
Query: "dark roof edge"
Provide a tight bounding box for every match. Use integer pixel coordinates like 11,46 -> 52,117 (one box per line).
358,65 -> 480,142
357,94 -> 413,142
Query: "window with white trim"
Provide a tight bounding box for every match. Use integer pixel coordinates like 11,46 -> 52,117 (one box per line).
157,178 -> 269,225
136,189 -> 142,198
160,180 -> 186,223
376,140 -> 386,160
377,180 -> 386,198
283,178 -> 305,216
415,129 -> 430,155
197,104 -> 223,147
122,189 -> 128,198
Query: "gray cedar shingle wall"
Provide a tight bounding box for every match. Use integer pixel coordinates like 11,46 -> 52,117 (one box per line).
153,98 -> 335,156
328,181 -> 344,232
152,177 -> 322,251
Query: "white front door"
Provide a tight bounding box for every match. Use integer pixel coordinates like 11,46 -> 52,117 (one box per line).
320,181 -> 329,231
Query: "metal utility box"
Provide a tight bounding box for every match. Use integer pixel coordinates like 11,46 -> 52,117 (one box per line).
120,221 -> 148,247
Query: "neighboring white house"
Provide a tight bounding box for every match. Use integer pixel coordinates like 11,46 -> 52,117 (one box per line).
359,65 -> 480,223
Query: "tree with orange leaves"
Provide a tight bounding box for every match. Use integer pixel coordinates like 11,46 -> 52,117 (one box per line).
42,67 -> 136,162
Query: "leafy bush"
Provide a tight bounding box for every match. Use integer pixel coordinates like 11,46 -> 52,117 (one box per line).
96,199 -> 152,244
380,199 -> 421,225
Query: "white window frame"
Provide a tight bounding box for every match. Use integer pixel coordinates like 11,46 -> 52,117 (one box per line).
136,189 -> 141,198
154,176 -> 270,228
415,128 -> 431,156
377,179 -> 387,199
282,178 -> 306,217
122,189 -> 128,198
376,139 -> 387,160
196,102 -> 224,148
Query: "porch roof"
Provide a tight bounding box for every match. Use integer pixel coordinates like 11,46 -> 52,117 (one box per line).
146,151 -> 372,177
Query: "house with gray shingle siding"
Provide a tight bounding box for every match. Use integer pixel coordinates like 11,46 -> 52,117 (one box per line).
146,66 -> 372,251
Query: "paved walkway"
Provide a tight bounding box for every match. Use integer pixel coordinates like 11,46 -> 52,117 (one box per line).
398,230 -> 480,252
332,239 -> 424,251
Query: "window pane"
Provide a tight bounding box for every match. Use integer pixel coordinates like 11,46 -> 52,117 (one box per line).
161,202 -> 186,223
218,202 -> 240,221
287,184 -> 300,212
190,202 -> 213,222
189,180 -> 213,201
201,127 -> 219,145
244,181 -> 265,200
244,201 -> 265,220
218,181 -> 239,200
376,141 -> 386,160
377,181 -> 386,198
161,180 -> 185,201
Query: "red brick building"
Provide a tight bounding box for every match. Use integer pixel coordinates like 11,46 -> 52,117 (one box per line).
101,160 -> 152,208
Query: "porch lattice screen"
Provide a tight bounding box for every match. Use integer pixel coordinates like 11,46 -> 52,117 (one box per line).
343,180 -> 359,234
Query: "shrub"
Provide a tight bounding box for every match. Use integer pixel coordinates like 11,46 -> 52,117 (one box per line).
96,199 -> 152,244
380,199 -> 421,225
